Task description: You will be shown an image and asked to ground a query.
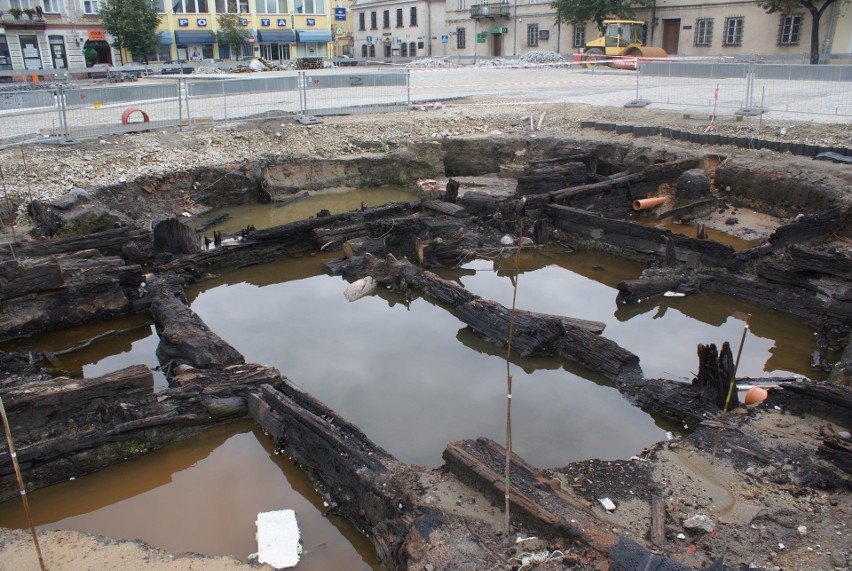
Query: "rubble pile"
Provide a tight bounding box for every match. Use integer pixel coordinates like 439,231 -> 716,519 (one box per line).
520,50 -> 565,64
406,57 -> 452,68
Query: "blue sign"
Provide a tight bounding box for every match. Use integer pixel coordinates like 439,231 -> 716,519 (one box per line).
306,17 -> 315,26
261,18 -> 270,27
441,34 -> 449,43
277,18 -> 287,27
178,18 -> 189,27
365,35 -> 372,42
196,18 -> 207,26
395,38 -> 401,44
238,18 -> 248,26
334,7 -> 346,21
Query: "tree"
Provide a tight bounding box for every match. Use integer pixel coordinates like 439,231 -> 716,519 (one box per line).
550,0 -> 654,33
756,0 -> 848,64
100,0 -> 161,64
214,14 -> 250,59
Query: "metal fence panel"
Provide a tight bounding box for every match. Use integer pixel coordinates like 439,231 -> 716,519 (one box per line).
302,70 -> 410,116
0,89 -> 59,144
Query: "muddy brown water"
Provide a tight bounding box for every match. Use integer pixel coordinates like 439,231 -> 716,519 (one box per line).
0,192 -> 822,565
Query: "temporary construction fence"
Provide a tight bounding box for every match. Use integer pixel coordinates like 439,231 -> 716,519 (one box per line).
631,60 -> 852,118
0,70 -> 411,144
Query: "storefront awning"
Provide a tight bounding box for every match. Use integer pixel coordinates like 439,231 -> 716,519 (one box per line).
174,31 -> 215,45
296,30 -> 332,43
157,31 -> 173,46
258,30 -> 296,43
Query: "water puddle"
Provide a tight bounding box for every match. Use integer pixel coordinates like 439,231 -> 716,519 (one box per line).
0,420 -> 380,570
189,186 -> 417,237
627,215 -> 763,251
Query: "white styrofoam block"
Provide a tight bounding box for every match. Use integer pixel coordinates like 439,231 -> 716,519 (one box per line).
256,509 -> 301,569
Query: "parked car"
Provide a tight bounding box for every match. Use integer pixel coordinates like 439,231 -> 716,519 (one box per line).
160,60 -> 195,75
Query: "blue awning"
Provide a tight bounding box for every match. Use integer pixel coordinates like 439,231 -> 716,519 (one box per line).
296,29 -> 332,43
174,31 -> 215,45
157,31 -> 173,46
258,30 -> 295,43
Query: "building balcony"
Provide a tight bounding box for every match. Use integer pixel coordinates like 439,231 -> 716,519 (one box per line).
0,11 -> 47,28
470,2 -> 510,19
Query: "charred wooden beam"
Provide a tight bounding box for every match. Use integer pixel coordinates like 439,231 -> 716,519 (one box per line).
149,277 -> 244,371
0,226 -> 153,263
517,161 -> 587,196
343,236 -> 388,259
0,251 -> 144,341
422,200 -> 469,218
694,342 -> 737,410
326,254 -> 637,380
546,204 -> 737,269
154,218 -> 201,255
767,207 -> 842,250
443,437 -> 619,553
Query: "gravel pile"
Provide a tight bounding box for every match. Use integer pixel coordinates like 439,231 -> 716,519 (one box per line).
406,57 -> 452,68
520,50 -> 564,64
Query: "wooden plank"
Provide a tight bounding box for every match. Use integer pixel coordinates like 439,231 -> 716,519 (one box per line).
422,200 -> 469,218
443,437 -> 619,553
651,494 -> 666,546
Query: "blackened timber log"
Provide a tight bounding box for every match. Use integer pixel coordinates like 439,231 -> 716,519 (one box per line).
0,252 -> 144,341
443,437 -> 619,553
767,207 -> 842,250
149,277 -> 244,370
195,213 -> 230,233
516,161 -> 587,196
27,199 -> 62,237
780,381 -> 852,411
818,436 -> 852,474
459,191 -> 500,217
0,226 -> 153,263
694,342 -> 737,410
786,244 -> 852,280
549,173 -> 645,212
249,383 -> 406,535
546,204 -> 737,269
153,218 -> 201,255
327,254 -> 637,379
617,275 -> 686,304
313,223 -> 369,251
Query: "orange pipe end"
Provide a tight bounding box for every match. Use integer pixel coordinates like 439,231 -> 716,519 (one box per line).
121,107 -> 151,125
744,386 -> 768,405
633,196 -> 667,211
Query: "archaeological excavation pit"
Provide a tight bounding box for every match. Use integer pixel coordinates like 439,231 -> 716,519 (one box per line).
0,134 -> 850,570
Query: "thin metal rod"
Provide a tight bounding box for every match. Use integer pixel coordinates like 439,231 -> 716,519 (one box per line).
712,314 -> 751,460
503,214 -> 524,535
19,145 -> 35,206
0,397 -> 47,571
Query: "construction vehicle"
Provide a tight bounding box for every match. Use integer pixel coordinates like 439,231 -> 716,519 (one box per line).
581,20 -> 667,69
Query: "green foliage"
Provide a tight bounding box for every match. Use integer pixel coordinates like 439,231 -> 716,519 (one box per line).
550,0 -> 654,32
100,0 -> 161,63
214,14 -> 250,54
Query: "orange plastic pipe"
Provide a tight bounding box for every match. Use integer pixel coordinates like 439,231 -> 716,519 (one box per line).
633,196 -> 667,211
121,107 -> 150,125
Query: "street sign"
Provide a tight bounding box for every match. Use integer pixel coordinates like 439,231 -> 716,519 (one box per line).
334,8 -> 346,21
396,38 -> 402,44
441,35 -> 449,43
476,32 -> 486,43
248,35 -> 255,45
366,35 -> 372,42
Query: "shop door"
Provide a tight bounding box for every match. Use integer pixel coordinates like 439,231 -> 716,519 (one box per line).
492,33 -> 502,57
49,36 -> 68,69
662,19 -> 680,55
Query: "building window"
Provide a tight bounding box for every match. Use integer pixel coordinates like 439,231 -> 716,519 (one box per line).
457,0 -> 464,9
294,0 -> 320,13
694,18 -> 713,47
369,43 -> 375,57
456,27 -> 466,48
400,42 -> 407,56
527,23 -> 539,47
370,11 -> 376,29
409,41 -> 416,55
778,13 -> 802,45
255,0 -> 283,12
409,6 -> 416,26
723,16 -> 743,47
43,0 -> 61,13
359,12 -> 365,30
10,0 -> 32,8
83,0 -> 99,13
172,0 -> 208,13
362,43 -> 368,57
396,8 -> 402,27
572,26 -> 585,48
382,10 -> 389,28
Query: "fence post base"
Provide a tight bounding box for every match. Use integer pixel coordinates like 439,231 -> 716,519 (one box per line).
624,98 -> 651,108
